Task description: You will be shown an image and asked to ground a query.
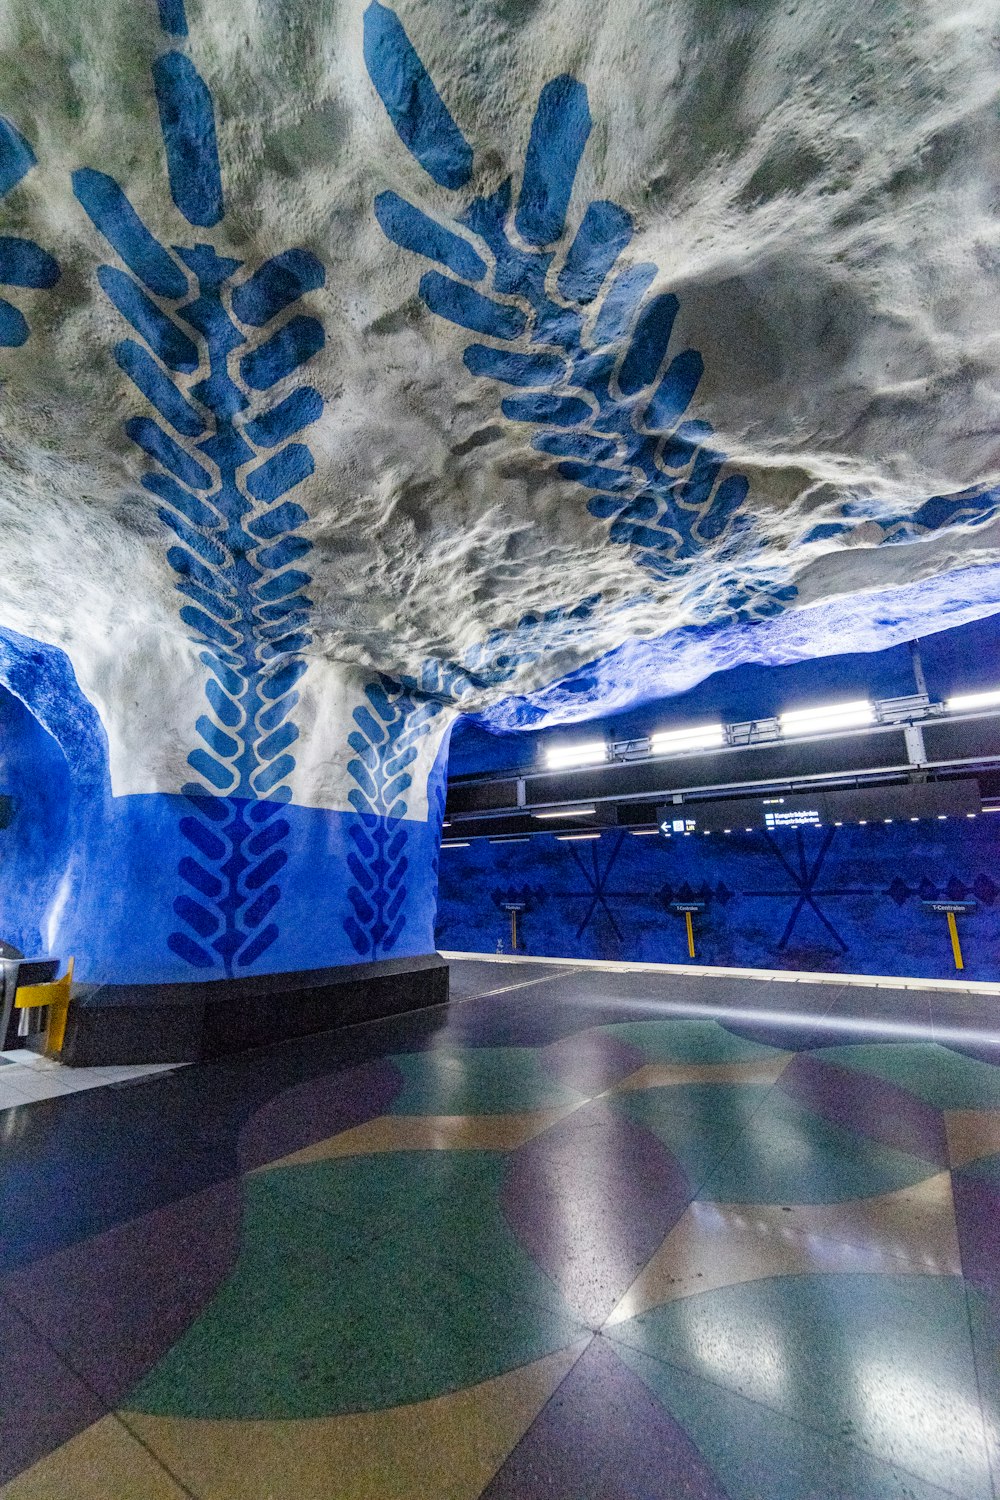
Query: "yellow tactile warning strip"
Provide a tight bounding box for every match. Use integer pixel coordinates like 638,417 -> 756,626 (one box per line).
606,1171 -> 961,1325
117,1341 -> 588,1500
944,1109 -> 1000,1168
0,1415 -> 189,1500
251,1107 -> 582,1170
603,1055 -> 793,1094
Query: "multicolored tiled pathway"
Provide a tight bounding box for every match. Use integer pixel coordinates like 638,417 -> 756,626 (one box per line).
2,959 -> 1000,1498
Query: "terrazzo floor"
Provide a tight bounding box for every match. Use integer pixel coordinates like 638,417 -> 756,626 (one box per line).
2,958 -> 999,1498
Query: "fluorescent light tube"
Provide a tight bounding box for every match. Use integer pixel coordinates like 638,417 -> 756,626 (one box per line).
532,807 -> 596,819
649,724 -> 724,755
779,699 -> 873,735
630,828 -> 660,836
545,741 -> 607,770
555,831 -> 601,840
489,836 -> 530,844
441,840 -> 470,848
945,688 -> 1000,713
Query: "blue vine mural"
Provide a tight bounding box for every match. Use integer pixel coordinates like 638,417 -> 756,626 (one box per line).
77,3 -> 324,973
0,115 -> 59,346
804,481 -> 1000,549
363,1 -> 796,626
343,676 -> 444,957
342,596 -> 604,958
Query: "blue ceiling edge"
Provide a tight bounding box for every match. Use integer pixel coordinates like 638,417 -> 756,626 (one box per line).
462,561 -> 1000,738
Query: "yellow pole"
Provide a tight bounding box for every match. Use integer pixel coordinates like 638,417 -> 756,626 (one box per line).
946,910 -> 964,971
511,908 -> 518,951
685,909 -> 695,959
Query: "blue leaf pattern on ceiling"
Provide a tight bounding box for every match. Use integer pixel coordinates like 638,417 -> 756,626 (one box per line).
364,3 -> 797,626
0,114 -> 59,346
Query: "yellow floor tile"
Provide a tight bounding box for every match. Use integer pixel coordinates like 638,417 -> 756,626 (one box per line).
0,1415 -> 188,1500
605,1055 -> 792,1094
124,1340 -> 588,1500
944,1108 -> 1000,1167
253,1107 -> 579,1169
606,1171 -> 960,1325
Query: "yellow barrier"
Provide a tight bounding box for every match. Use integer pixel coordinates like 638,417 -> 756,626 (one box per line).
14,957 -> 75,1056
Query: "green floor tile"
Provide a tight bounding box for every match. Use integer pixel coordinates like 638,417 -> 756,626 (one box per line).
614,1339 -> 969,1500
388,1046 -> 586,1115
124,1155 -> 584,1420
612,1084 -> 935,1202
812,1044 -> 1000,1109
599,1019 -> 783,1066
609,1274 -> 992,1499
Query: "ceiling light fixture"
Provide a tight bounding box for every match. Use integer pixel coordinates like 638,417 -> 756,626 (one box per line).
441,840 -> 470,848
544,741 -> 608,770
532,806 -> 596,819
779,699 -> 874,736
489,835 -> 530,844
630,828 -> 660,836
649,723 -> 725,755
555,831 -> 602,841
945,688 -> 1000,713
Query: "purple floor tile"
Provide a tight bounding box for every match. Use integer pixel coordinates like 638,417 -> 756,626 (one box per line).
0,1302 -> 107,1484
538,1031 -> 647,1094
953,1168 -> 1000,1288
238,1057 -> 403,1170
480,1335 -> 729,1500
777,1052 -> 948,1165
501,1100 -> 692,1325
0,1178 -> 242,1407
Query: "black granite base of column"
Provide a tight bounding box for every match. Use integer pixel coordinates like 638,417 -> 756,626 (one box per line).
60,953 -> 449,1067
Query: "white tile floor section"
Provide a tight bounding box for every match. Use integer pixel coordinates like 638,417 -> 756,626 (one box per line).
0,1050 -> 180,1111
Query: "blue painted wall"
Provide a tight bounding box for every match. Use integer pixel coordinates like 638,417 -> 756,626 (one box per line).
63,795 -> 444,986
0,771 -> 446,988
436,820 -> 1000,981
0,629 -> 448,986
0,688 -> 73,957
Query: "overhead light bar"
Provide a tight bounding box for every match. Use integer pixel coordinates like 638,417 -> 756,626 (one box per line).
945,688 -> 1000,713
489,835 -> 529,844
544,740 -> 608,770
556,831 -> 601,840
779,699 -> 873,736
532,806 -> 596,819
441,840 -> 470,848
649,723 -> 725,756
630,828 -> 660,836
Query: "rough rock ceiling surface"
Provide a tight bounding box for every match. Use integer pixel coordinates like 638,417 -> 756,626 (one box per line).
2,0 -> 1000,743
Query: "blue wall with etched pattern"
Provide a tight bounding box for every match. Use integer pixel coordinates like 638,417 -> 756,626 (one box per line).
436,821 -> 1000,981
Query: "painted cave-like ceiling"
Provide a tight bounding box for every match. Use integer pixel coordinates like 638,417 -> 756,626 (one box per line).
1,0 -> 1000,731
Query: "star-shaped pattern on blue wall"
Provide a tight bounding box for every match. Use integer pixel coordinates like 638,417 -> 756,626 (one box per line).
743,827 -> 874,952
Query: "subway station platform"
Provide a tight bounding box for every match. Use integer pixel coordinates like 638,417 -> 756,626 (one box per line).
2,957 -> 999,1499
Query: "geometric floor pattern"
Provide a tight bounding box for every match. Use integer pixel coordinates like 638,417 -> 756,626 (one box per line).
2,959 -> 999,1498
